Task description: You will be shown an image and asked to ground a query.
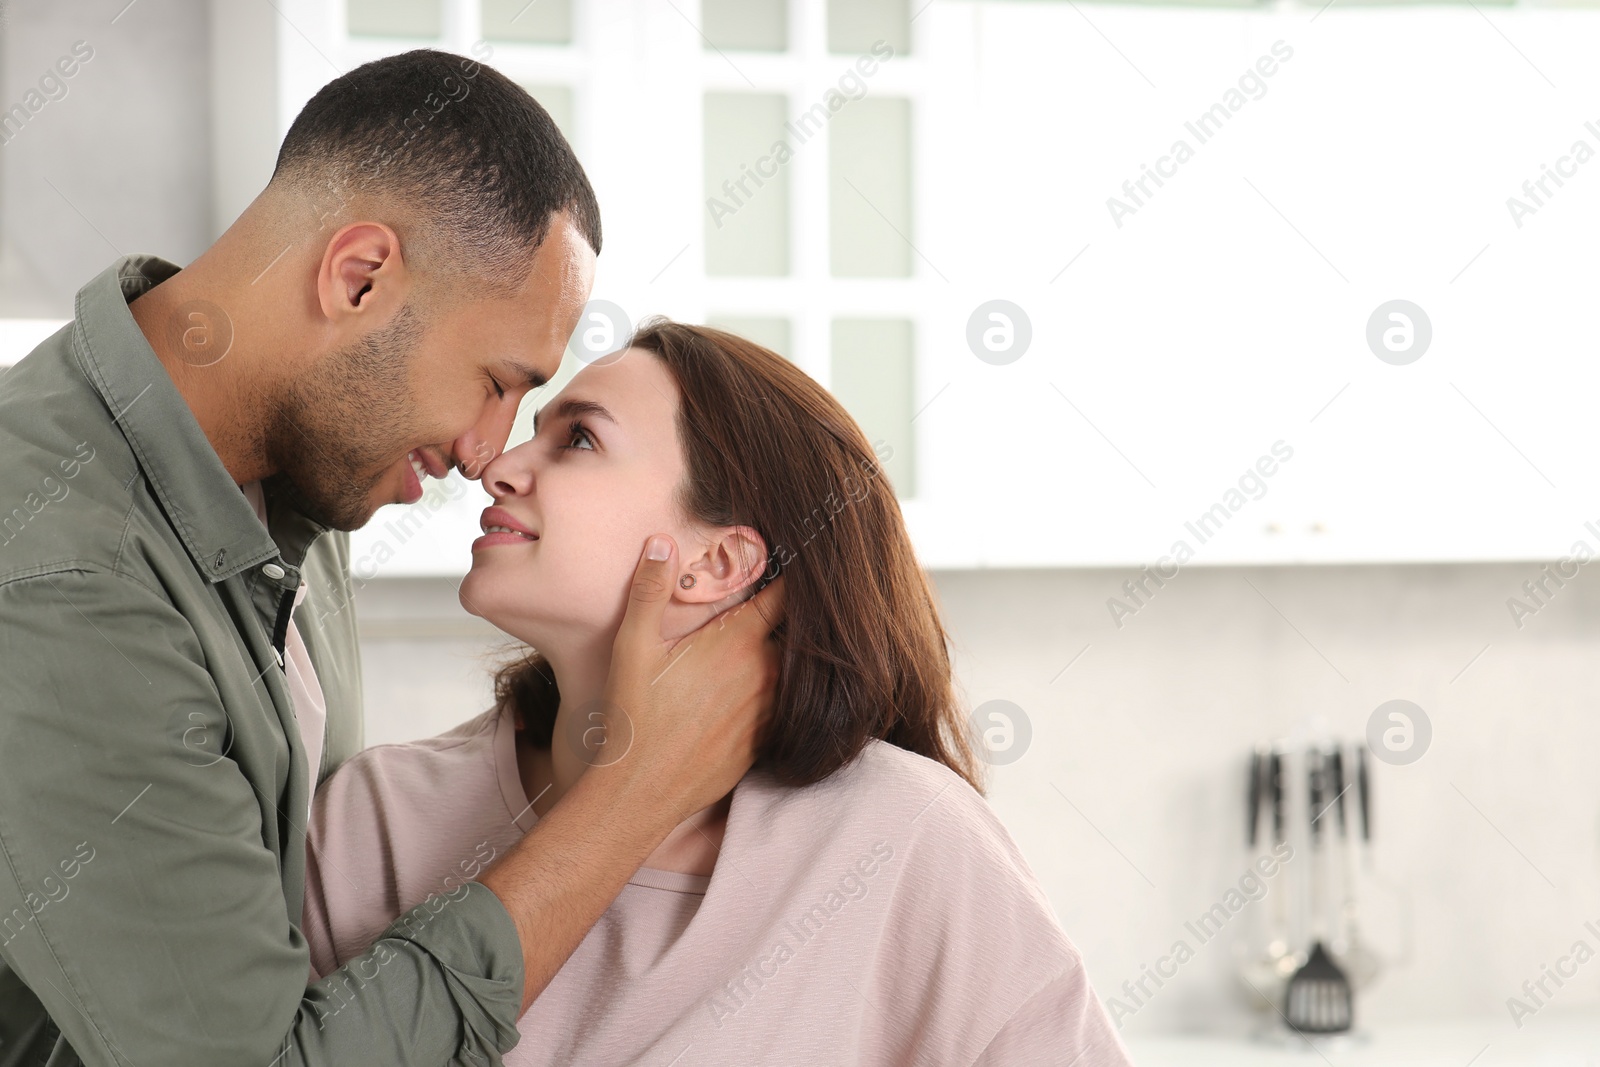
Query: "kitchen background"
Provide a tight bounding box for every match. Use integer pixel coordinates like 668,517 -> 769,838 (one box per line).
4,0 -> 1599,1060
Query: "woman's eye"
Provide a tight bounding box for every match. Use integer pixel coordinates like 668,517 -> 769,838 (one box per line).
558,420 -> 595,452
490,378 -> 506,400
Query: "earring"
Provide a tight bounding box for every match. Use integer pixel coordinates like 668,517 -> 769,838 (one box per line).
678,573 -> 696,589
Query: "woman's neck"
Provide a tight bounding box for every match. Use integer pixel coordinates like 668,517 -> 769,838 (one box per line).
513,643 -> 732,877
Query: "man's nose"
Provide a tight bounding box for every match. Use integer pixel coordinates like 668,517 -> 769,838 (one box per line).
453,403 -> 519,480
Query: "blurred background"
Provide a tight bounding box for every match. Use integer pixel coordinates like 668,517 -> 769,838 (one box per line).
4,0 -> 1600,1061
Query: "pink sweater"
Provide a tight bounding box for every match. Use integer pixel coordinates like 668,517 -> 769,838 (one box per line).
303,704 -> 1134,1065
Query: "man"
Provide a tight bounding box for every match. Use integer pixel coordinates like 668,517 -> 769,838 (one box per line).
0,49 -> 782,1066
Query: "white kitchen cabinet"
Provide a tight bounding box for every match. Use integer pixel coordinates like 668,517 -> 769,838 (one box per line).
910,2 -> 1600,568
197,2 -> 1600,573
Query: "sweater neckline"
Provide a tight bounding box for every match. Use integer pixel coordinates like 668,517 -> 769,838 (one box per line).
489,701 -> 726,896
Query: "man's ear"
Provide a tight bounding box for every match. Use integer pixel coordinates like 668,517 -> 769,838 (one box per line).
316,221 -> 409,326
676,526 -> 768,606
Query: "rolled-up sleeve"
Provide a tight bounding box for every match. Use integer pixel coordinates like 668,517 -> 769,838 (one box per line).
0,567 -> 524,1066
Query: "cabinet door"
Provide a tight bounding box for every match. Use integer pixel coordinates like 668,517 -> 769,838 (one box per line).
942,2 -> 1597,566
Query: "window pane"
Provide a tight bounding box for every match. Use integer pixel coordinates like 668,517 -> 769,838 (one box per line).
703,0 -> 788,51
828,0 -> 909,55
519,84 -> 575,142
830,97 -> 911,278
482,0 -> 574,44
347,0 -> 441,38
704,93 -> 791,277
831,318 -> 914,498
708,316 -> 792,360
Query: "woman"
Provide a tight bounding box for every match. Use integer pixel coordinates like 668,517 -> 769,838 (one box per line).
303,321 -> 1133,1065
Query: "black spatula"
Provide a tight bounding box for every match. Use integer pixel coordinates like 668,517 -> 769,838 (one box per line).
1286,748 -> 1353,1033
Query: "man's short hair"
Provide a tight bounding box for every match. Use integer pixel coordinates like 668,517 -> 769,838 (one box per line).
271,48 -> 601,297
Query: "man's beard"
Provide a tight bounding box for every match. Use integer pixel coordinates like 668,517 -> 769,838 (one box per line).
264,303 -> 424,531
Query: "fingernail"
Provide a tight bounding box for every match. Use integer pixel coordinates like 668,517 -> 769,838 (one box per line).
647,536 -> 670,561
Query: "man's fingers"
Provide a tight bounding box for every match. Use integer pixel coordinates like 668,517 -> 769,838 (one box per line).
616,534 -> 677,653
746,572 -> 787,633
717,572 -> 785,640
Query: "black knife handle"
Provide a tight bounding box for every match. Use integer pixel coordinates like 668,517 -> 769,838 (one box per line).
1357,745 -> 1371,842
1308,747 -> 1324,843
1248,750 -> 1262,848
1330,747 -> 1347,834
1269,751 -> 1285,844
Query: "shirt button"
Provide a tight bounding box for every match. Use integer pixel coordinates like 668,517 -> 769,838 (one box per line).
262,563 -> 286,580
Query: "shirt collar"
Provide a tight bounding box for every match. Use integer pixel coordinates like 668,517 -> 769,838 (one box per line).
69,254 -> 328,582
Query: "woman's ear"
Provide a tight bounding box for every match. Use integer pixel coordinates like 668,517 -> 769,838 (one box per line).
676,525 -> 768,606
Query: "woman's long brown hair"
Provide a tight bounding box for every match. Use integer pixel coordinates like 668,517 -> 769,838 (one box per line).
492,319 -> 984,793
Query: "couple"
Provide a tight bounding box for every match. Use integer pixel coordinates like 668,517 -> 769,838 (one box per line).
0,49 -> 1129,1067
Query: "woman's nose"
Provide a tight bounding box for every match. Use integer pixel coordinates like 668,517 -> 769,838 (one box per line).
481,446 -> 534,500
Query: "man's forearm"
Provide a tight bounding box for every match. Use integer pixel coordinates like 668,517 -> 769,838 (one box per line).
478,763 -> 680,1013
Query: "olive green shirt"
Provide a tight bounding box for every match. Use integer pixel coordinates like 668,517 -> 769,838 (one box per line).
0,256 -> 525,1066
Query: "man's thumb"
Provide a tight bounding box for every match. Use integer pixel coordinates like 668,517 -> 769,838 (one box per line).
618,534 -> 677,646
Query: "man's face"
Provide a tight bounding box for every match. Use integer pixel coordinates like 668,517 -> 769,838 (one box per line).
268,215 -> 595,531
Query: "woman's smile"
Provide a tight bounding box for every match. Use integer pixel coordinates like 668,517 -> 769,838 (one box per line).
474,504 -> 540,552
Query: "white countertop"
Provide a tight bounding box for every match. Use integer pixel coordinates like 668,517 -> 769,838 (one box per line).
1124,1016 -> 1600,1065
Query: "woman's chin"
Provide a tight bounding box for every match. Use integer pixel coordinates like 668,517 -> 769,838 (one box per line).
457,576 -> 539,642
457,569 -> 502,622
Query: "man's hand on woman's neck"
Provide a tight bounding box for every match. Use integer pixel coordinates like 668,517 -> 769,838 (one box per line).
512,712 -> 730,877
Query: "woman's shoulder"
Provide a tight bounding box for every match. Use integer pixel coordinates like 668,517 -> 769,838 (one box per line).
759,738 -> 997,839
726,740 -> 1097,1060
324,705 -> 502,784
311,704 -> 518,837
744,741 -> 1054,906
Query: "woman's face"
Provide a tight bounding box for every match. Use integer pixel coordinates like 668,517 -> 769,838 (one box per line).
458,347 -> 764,646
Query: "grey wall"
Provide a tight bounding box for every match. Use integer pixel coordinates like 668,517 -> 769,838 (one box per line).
356,563 -> 1600,1035
0,0 -> 212,317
